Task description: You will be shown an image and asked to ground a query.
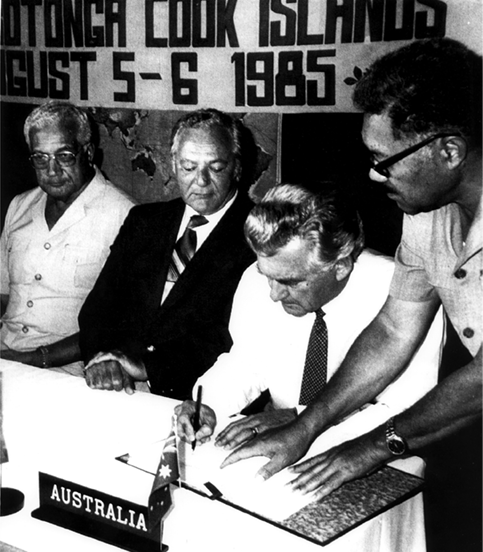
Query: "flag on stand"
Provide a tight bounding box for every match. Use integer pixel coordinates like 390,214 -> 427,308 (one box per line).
147,430 -> 179,532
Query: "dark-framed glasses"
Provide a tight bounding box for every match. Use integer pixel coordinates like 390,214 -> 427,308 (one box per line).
370,132 -> 456,178
29,150 -> 81,169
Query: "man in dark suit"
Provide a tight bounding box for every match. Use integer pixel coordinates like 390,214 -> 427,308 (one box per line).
78,109 -> 255,399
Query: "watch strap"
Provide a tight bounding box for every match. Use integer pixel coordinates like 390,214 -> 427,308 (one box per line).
37,346 -> 52,368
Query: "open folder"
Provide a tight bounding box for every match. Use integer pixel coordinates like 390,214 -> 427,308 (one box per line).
117,408 -> 425,545
117,426 -> 316,522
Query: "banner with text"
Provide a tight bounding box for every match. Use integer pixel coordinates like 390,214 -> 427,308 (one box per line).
1,0 -> 481,112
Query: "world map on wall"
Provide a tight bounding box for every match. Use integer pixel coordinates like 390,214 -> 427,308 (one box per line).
89,108 -> 277,205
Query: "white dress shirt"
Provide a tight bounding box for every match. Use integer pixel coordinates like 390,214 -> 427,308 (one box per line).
196,249 -> 445,420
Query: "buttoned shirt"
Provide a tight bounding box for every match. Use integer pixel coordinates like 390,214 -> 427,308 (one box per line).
390,196 -> 482,357
196,250 -> 445,420
0,168 -> 134,357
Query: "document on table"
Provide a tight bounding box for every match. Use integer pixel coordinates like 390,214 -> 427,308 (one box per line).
117,404 -> 394,522
117,422 -> 317,522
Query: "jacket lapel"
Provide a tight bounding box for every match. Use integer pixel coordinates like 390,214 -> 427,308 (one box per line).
159,193 -> 251,312
138,201 -> 184,316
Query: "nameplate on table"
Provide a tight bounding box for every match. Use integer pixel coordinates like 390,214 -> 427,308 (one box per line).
31,472 -> 168,552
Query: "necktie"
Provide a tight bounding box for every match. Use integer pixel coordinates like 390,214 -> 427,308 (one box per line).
167,214 -> 208,283
299,309 -> 328,406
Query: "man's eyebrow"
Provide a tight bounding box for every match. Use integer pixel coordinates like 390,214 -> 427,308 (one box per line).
256,265 -> 302,283
277,277 -> 301,285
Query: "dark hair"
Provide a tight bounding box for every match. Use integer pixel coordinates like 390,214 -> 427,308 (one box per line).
245,182 -> 364,269
353,38 -> 482,146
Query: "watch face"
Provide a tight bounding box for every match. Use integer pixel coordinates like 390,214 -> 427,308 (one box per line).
387,436 -> 406,455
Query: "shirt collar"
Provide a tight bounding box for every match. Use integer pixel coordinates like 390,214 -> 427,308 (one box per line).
182,189 -> 238,227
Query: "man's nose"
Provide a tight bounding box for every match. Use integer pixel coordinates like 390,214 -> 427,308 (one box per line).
369,167 -> 388,183
196,167 -> 210,187
46,156 -> 62,175
269,280 -> 288,302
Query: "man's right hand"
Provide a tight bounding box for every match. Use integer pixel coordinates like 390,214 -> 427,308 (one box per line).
84,351 -> 146,394
220,420 -> 312,480
175,401 -> 217,446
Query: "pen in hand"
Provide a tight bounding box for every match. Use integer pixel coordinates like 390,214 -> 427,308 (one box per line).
191,385 -> 203,451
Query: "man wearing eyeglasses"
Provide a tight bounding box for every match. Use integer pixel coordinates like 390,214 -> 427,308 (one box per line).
222,38 -> 482,552
0,101 -> 134,375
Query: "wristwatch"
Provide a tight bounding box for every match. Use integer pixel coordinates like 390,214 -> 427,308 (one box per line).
37,345 -> 51,369
385,417 -> 407,456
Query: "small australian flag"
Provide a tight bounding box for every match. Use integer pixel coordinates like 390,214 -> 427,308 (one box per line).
148,430 -> 179,531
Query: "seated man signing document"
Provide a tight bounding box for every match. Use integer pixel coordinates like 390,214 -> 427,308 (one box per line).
176,183 -> 444,465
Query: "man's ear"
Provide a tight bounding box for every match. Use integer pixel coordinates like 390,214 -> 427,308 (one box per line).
334,256 -> 354,282
233,159 -> 242,182
86,143 -> 95,164
440,135 -> 467,169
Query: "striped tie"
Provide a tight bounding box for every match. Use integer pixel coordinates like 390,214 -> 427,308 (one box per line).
299,309 -> 328,405
167,215 -> 208,283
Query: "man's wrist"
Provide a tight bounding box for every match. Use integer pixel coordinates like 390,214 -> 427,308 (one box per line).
294,406 -> 325,443
36,346 -> 52,368
384,417 -> 408,456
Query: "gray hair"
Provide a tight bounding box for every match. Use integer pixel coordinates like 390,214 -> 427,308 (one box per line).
24,101 -> 92,149
170,108 -> 243,180
245,183 -> 364,269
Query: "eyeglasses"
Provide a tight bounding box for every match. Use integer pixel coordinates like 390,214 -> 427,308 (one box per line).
370,133 -> 455,178
29,149 -> 82,169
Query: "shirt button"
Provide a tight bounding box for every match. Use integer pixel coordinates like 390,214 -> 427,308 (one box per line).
463,328 -> 474,338
44,243 -> 51,250
27,300 -> 33,308
22,326 -> 29,333
454,269 -> 466,279
35,273 -> 42,281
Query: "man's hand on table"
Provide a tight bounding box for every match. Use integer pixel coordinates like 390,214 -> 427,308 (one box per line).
175,400 -> 217,446
84,350 -> 147,395
215,409 -> 298,450
288,428 -> 389,500
220,419 -> 312,480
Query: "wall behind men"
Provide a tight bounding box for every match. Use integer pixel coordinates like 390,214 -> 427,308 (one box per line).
0,102 -> 278,225
0,101 -> 403,256
1,0 -> 481,255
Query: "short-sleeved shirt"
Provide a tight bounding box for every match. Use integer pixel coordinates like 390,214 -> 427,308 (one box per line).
0,168 -> 134,355
390,197 -> 482,357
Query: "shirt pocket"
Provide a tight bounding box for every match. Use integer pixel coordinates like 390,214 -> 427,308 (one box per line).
7,235 -> 32,284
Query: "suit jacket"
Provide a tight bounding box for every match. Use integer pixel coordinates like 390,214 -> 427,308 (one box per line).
79,193 -> 255,399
